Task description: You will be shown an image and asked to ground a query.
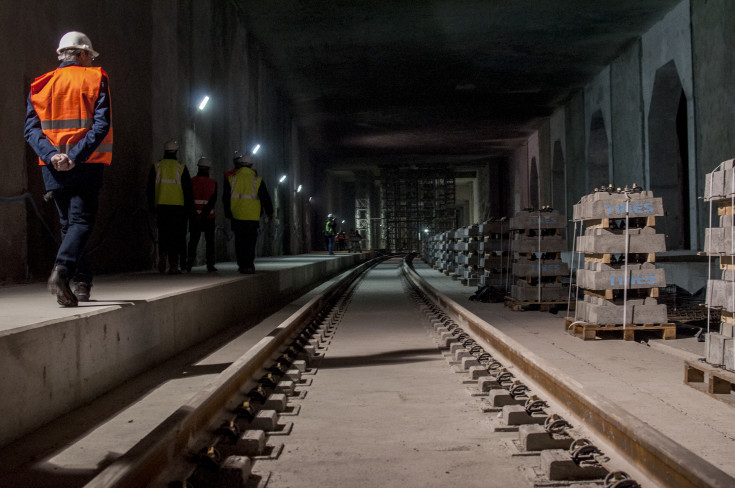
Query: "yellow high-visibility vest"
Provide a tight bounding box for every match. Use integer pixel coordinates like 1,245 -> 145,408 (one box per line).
229,167 -> 261,220
154,159 -> 185,206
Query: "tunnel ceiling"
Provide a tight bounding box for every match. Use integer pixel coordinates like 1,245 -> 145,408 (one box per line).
237,0 -> 681,168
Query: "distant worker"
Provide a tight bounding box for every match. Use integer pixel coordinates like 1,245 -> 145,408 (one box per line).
187,157 -> 217,272
147,139 -> 193,274
325,214 -> 337,255
223,152 -> 273,274
336,231 -> 347,252
24,31 -> 113,306
349,228 -> 362,253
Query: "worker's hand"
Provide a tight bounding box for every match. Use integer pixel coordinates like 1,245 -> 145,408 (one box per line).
51,153 -> 75,171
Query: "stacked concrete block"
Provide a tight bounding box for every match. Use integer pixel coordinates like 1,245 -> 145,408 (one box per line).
478,218 -> 511,287
509,209 -> 569,303
572,187 -> 668,325
703,159 -> 735,371
440,230 -> 458,277
455,225 -> 481,285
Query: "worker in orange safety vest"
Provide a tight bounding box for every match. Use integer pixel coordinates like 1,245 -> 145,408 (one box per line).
24,31 -> 112,306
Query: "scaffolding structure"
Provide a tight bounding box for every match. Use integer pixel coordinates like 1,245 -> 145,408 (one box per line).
379,166 -> 456,252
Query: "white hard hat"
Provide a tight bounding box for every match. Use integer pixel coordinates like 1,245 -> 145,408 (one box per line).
233,151 -> 252,166
57,31 -> 99,58
164,139 -> 179,151
328,213 -> 334,218
197,157 -> 211,168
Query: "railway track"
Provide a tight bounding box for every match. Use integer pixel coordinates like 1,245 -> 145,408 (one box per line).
70,255 -> 735,487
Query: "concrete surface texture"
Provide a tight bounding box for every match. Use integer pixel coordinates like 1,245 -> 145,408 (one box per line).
263,259 -> 529,487
0,261 -> 354,487
414,260 -> 735,478
0,254 -> 367,449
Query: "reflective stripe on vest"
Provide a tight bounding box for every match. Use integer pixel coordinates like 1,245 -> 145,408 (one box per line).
192,176 -> 216,218
30,66 -> 113,165
154,159 -> 185,206
229,168 -> 261,221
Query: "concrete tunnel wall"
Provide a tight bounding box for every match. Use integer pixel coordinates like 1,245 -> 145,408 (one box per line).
519,0 -> 735,293
1,1 -> 311,284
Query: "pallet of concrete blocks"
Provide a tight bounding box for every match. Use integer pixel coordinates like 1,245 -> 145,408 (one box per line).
506,208 -> 570,311
702,158 -> 735,373
567,185 -> 673,341
478,218 -> 511,289
428,233 -> 442,269
437,229 -> 458,277
454,224 -> 482,285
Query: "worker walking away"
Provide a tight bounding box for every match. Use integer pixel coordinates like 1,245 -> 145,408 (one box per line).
325,214 -> 336,255
24,31 -> 113,306
349,228 -> 362,252
188,157 -> 217,272
147,139 -> 193,274
223,152 -> 273,274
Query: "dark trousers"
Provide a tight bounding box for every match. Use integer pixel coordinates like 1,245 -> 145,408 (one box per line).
52,185 -> 100,283
231,219 -> 259,271
188,216 -> 215,267
157,205 -> 188,269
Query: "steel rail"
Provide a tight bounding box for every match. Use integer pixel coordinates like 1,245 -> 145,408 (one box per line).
402,256 -> 735,488
84,258 -> 380,488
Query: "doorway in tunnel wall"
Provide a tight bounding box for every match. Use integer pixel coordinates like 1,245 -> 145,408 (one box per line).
552,141 -> 565,213
530,157 -> 539,209
648,60 -> 690,250
587,110 -> 609,193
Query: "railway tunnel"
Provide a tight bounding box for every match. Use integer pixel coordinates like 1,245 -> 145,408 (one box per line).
2,1 -> 735,487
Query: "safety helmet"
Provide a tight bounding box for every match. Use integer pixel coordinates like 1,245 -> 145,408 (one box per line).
328,213 -> 334,218
233,151 -> 252,167
197,157 -> 211,168
57,31 -> 99,58
164,139 -> 179,151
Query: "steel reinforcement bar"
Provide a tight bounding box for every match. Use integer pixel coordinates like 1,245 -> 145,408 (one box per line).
402,256 -> 734,488
83,257 -> 380,488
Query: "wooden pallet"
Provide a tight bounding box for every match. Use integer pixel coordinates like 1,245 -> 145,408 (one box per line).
684,360 -> 735,406
564,317 -> 675,341
584,253 -> 656,264
583,287 -> 660,300
505,298 -> 574,312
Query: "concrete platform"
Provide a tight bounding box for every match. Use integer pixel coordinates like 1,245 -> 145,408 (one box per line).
414,260 -> 735,479
0,253 -> 371,449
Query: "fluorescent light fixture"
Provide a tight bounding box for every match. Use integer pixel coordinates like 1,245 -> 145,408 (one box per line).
251,144 -> 261,154
198,96 -> 210,110
424,228 -> 429,233
279,175 -> 287,183
341,220 -> 345,224
296,185 -> 302,192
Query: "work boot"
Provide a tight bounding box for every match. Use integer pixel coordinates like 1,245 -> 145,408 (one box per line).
47,266 -> 78,307
71,281 -> 92,302
207,265 -> 217,272
169,266 -> 182,275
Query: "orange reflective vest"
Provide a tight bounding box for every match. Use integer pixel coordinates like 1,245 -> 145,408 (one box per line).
192,175 -> 216,219
229,167 -> 261,221
30,65 -> 113,165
